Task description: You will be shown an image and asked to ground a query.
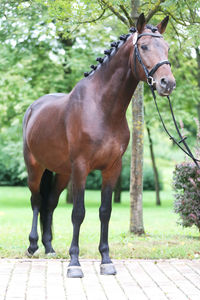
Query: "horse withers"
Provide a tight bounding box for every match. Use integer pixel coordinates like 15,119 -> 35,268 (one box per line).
23,13 -> 175,278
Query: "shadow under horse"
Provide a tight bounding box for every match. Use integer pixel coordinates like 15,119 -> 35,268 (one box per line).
23,13 -> 176,278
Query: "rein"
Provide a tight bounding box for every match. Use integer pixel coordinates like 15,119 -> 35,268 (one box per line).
134,32 -> 200,169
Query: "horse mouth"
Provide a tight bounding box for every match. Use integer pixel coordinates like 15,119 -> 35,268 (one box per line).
158,91 -> 172,96
156,82 -> 176,97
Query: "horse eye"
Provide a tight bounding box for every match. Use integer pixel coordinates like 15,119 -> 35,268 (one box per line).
141,45 -> 148,51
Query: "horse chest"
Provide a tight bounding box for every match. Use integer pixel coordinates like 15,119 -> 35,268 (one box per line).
90,134 -> 126,170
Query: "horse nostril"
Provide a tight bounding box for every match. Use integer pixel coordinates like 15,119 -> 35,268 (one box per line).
160,77 -> 168,88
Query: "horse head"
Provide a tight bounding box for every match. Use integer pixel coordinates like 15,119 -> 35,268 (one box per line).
130,13 -> 176,96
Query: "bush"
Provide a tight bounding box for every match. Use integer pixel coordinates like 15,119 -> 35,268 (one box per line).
0,141 -> 27,186
173,162 -> 200,230
143,165 -> 163,191
86,170 -> 102,190
85,165 -> 163,191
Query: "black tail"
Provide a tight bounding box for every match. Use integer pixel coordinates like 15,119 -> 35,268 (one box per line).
40,169 -> 54,234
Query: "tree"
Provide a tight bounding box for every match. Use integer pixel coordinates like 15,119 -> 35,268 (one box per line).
130,82 -> 145,233
145,118 -> 161,205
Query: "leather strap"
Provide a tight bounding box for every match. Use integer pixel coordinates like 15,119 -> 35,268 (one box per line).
133,33 -> 171,85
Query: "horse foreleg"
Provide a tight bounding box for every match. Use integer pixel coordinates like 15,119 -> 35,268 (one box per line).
41,173 -> 70,255
67,161 -> 87,278
99,160 -> 122,275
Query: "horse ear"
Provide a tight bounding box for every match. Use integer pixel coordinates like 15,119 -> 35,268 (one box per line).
136,13 -> 146,33
157,16 -> 169,34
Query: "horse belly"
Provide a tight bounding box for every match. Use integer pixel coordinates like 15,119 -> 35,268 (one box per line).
25,109 -> 70,174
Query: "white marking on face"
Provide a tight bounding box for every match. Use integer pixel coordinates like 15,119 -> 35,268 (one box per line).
132,33 -> 138,45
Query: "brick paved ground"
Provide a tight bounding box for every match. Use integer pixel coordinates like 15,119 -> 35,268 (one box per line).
1,259 -> 200,300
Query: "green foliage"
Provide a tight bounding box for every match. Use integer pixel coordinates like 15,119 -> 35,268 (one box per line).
0,126 -> 26,186
85,165 -> 163,191
86,170 -> 102,190
143,166 -> 163,191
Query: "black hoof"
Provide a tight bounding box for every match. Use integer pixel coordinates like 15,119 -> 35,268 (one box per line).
100,263 -> 117,275
67,266 -> 84,278
25,249 -> 39,258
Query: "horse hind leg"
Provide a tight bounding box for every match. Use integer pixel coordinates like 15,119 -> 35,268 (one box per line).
26,162 -> 44,257
40,172 -> 70,255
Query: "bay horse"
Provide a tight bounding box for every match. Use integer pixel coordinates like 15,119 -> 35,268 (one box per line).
23,13 -> 175,278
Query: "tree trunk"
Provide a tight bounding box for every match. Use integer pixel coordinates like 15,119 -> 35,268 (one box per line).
129,1 -> 144,235
195,47 -> 200,121
146,122 -> 161,206
66,180 -> 73,204
114,173 -> 121,203
130,82 -> 145,234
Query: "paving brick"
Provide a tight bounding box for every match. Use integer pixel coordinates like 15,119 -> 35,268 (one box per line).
115,260 -> 148,300
1,259 -> 200,300
94,261 -> 127,300
81,260 -> 107,300
140,260 -> 188,299
158,260 -> 200,299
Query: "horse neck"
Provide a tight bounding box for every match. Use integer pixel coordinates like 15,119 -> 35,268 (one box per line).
92,37 -> 138,120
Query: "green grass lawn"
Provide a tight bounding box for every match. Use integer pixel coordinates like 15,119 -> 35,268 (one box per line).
0,186 -> 199,259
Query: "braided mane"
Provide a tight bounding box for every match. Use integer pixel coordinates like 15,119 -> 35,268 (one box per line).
83,25 -> 158,78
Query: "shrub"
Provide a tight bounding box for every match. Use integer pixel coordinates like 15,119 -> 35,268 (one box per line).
86,170 -> 102,190
121,164 -> 163,191
85,165 -> 163,191
173,162 -> 200,230
143,165 -> 163,191
0,140 -> 27,186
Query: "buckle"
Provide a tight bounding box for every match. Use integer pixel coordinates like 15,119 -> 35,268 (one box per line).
147,76 -> 156,86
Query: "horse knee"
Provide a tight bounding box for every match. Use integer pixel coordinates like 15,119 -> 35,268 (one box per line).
42,233 -> 51,244
29,232 -> 38,243
99,206 -> 111,222
69,245 -> 79,256
99,244 -> 109,255
72,207 -> 85,225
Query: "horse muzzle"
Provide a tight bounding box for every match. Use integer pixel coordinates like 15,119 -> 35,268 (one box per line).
156,77 -> 176,96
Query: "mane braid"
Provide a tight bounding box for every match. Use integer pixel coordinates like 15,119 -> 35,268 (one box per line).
83,24 -> 157,78
146,24 -> 158,33
83,30 -> 135,78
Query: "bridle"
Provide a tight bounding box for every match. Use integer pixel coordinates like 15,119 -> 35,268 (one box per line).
133,32 -> 171,86
133,31 -> 200,169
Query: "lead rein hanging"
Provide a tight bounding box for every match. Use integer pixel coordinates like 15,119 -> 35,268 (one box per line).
133,31 -> 200,169
150,86 -> 200,169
